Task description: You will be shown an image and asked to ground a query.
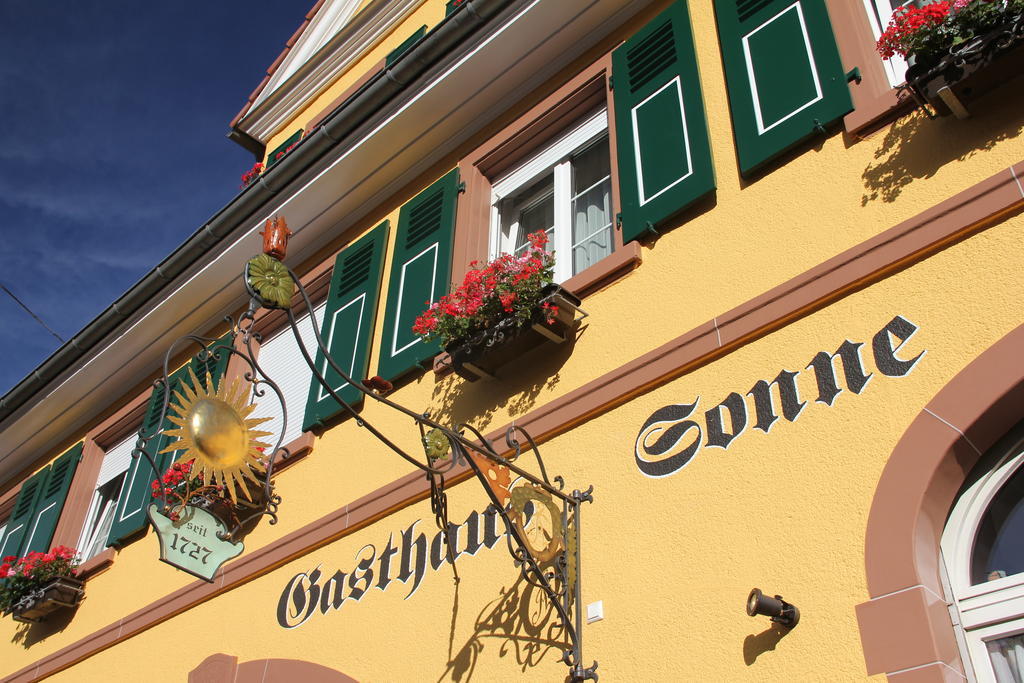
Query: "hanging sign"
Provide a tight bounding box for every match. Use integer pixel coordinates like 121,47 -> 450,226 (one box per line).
148,504 -> 244,582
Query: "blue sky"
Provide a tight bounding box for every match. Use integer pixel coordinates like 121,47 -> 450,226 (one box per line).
0,2 -> 314,395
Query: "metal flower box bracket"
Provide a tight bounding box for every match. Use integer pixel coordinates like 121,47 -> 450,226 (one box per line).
8,576 -> 85,624
445,284 -> 586,382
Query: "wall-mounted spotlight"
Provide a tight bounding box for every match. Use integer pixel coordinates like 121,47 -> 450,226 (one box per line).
746,588 -> 799,628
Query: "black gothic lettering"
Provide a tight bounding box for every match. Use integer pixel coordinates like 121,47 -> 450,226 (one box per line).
348,550 -> 376,601
747,369 -> 805,433
872,316 -> 925,377
375,533 -> 398,593
704,392 -> 747,449
806,340 -> 872,406
634,401 -> 703,477
276,568 -> 322,629
398,521 -> 428,599
320,570 -> 348,613
483,505 -> 503,549
462,510 -> 482,556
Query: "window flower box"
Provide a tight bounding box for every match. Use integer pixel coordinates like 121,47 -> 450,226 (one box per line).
7,576 -> 84,624
445,284 -> 583,382
905,14 -> 1024,117
877,2 -> 1024,118
414,231 -> 588,383
1,546 -> 83,624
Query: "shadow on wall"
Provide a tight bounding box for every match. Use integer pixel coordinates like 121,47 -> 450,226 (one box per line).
743,623 -> 793,665
439,575 -> 565,682
10,602 -> 77,649
861,86 -> 1024,205
427,326 -> 585,433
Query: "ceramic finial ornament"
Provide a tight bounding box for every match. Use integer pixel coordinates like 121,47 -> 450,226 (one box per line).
260,216 -> 292,260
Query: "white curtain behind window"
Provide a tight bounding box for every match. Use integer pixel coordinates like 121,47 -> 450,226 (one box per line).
990,634 -> 1024,682
570,139 -> 613,275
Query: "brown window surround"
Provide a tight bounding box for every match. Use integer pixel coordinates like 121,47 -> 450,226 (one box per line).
55,395 -> 149,579
437,52 -> 642,375
826,0 -> 914,136
453,52 -> 641,297
856,322 -> 1024,681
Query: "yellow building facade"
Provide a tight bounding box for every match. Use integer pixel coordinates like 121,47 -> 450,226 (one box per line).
2,0 -> 1024,680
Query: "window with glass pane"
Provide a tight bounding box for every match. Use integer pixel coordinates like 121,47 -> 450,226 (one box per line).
78,473 -> 126,561
943,431 -> 1024,683
78,433 -> 135,561
987,631 -> 1024,682
492,108 -> 614,283
861,0 -> 918,87
971,462 -> 1024,585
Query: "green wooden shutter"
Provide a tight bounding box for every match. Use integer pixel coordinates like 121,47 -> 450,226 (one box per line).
714,0 -> 852,175
106,376 -> 171,546
267,129 -> 303,168
386,26 -> 427,66
190,333 -> 233,391
377,169 -> 460,381
303,221 -> 389,430
0,467 -> 50,559
613,0 -> 715,243
21,443 -> 83,555
104,338 -> 225,547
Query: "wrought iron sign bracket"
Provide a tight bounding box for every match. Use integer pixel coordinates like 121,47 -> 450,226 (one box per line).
241,241 -> 599,681
136,220 -> 598,678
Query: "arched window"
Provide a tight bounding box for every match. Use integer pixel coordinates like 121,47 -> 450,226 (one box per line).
942,424 -> 1024,682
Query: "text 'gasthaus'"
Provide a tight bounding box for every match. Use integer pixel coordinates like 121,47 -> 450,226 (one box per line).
634,315 -> 925,478
277,507 -> 509,628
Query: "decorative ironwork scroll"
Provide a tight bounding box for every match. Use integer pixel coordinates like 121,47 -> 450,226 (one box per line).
242,250 -> 599,681
137,236 -> 597,678
135,325 -> 289,567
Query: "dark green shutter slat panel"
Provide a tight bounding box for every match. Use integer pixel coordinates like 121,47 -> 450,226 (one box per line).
0,467 -> 50,559
445,0 -> 466,16
386,25 -> 427,66
190,333 -> 233,391
107,377 -> 171,546
159,367 -> 195,470
303,221 -> 390,431
377,169 -> 459,381
267,129 -> 304,168
714,0 -> 852,175
22,443 -> 82,555
613,0 -> 715,244
105,355 -> 203,547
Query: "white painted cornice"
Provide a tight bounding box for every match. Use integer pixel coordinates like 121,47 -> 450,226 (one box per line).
1,0 -> 653,487
238,0 -> 427,143
255,0 -> 365,107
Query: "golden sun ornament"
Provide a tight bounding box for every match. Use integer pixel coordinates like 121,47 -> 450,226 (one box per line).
161,367 -> 273,503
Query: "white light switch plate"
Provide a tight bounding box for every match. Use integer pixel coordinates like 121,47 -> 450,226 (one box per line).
586,600 -> 603,623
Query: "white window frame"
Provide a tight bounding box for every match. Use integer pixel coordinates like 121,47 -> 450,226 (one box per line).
490,107 -> 611,283
942,435 -> 1024,682
861,0 -> 917,88
77,432 -> 137,561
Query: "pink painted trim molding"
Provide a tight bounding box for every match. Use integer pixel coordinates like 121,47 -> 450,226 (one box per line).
4,160 -> 1023,682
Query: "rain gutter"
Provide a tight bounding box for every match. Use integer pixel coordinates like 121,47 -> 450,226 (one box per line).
0,0 -> 512,425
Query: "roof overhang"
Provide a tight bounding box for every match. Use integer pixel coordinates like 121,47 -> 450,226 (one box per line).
0,0 -> 652,487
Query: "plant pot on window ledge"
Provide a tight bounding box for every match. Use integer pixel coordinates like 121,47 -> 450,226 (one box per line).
6,576 -> 85,624
905,16 -> 1024,118
444,284 -> 585,382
